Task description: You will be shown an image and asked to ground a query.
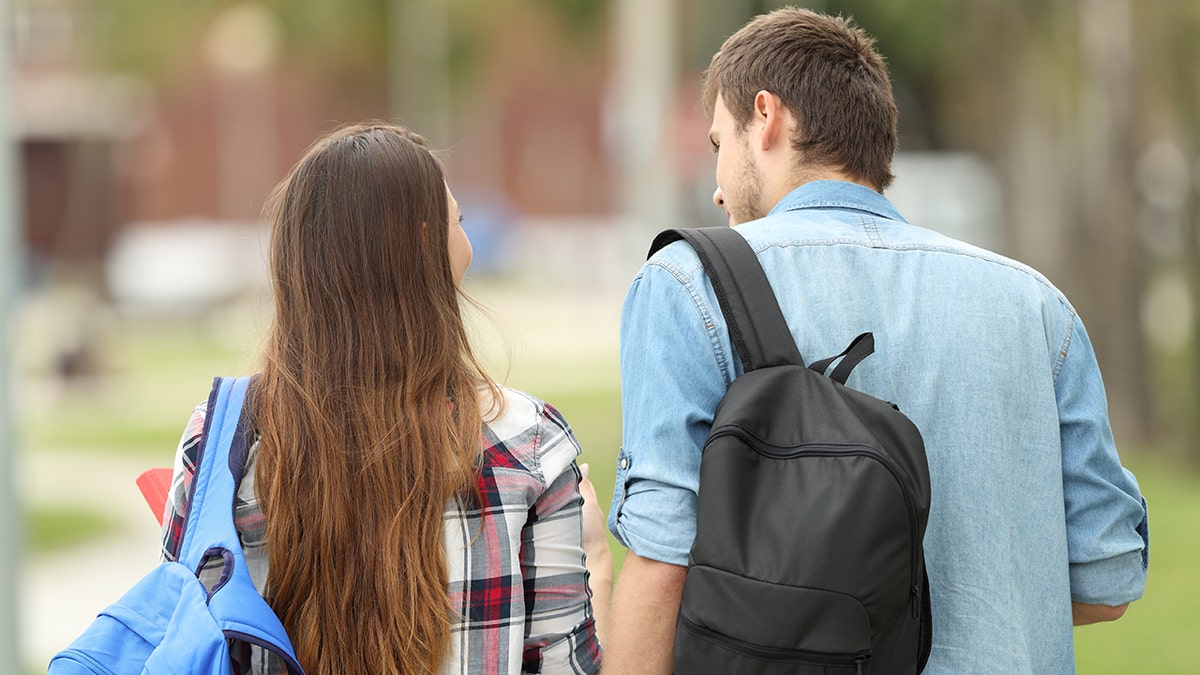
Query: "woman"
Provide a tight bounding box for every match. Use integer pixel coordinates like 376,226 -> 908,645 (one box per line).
159,122 -> 610,674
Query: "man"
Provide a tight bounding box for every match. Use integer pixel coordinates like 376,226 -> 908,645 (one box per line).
605,7 -> 1148,674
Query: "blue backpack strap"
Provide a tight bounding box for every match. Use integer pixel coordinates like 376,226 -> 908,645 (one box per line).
179,376 -> 306,674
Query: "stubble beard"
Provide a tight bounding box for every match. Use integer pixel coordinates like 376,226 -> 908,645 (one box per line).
727,151 -> 767,226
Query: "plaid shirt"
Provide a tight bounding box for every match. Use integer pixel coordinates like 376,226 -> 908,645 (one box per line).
160,386 -> 602,674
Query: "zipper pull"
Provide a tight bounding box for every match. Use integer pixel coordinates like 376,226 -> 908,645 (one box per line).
856,656 -> 866,675
910,585 -> 920,619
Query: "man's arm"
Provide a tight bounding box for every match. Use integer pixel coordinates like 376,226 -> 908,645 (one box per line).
602,552 -> 687,674
1055,315 -> 1148,612
1072,601 -> 1128,626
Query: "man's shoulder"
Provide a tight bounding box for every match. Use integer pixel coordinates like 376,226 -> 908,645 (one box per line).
642,237 -> 705,284
741,214 -> 1072,311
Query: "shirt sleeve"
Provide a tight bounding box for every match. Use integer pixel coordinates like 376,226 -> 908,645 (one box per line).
608,256 -> 730,566
1056,313 -> 1149,605
159,401 -> 208,562
520,403 -> 603,674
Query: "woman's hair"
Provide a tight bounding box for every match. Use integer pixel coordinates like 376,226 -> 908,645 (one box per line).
701,7 -> 898,190
252,122 -> 497,674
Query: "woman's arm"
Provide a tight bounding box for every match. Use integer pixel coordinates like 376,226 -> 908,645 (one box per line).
519,403 -> 605,673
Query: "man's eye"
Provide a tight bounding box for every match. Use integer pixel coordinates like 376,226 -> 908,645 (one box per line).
710,140 -> 720,154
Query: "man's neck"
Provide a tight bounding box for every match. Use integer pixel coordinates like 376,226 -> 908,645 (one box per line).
765,168 -> 878,211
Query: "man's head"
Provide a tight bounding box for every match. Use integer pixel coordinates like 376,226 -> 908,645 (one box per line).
702,7 -> 897,222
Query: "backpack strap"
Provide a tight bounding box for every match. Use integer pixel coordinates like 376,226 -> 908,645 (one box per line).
179,376 -> 306,675
649,227 -> 804,371
808,332 -> 875,385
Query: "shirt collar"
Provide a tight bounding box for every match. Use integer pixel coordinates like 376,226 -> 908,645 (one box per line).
767,180 -> 908,223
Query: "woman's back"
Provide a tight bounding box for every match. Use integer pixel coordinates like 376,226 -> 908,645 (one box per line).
161,386 -> 602,674
158,123 -> 604,674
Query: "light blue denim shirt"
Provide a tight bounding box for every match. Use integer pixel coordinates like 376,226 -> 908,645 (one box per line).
609,180 -> 1149,674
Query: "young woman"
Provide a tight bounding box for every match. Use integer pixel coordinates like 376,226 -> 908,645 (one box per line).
159,122 -> 609,674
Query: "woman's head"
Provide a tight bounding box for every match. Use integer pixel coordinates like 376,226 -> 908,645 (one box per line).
254,122 -> 493,675
268,123 -> 471,339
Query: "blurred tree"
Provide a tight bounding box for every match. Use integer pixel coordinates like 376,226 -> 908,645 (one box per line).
1136,1 -> 1200,455
827,0 -> 1160,445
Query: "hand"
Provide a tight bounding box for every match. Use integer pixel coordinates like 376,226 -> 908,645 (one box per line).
578,463 -> 613,646
578,464 -> 611,560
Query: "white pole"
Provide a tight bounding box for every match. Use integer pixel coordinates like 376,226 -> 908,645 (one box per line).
612,0 -> 680,257
0,0 -> 25,668
388,0 -> 452,145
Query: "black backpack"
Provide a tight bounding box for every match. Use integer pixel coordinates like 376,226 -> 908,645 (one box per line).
648,227 -> 933,675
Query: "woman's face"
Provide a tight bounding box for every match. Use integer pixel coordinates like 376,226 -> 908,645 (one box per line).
446,185 -> 472,285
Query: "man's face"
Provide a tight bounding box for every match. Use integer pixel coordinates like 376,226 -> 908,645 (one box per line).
709,93 -> 767,226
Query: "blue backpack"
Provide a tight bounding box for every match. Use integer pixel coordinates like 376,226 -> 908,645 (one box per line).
49,376 -> 305,674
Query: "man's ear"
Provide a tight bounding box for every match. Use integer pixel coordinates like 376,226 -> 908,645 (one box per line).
753,90 -> 787,152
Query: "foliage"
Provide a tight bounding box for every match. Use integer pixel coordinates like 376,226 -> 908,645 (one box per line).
87,0 -> 391,81
82,0 -> 608,86
531,0 -> 606,39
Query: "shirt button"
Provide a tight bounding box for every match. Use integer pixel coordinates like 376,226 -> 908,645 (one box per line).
619,457 -> 629,470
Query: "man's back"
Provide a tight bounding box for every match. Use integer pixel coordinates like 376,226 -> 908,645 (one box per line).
611,180 -> 1148,673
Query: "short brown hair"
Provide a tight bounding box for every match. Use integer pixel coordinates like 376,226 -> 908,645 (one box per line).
702,7 -> 898,190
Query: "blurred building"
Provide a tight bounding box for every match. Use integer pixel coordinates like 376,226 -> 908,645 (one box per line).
11,1 -> 644,303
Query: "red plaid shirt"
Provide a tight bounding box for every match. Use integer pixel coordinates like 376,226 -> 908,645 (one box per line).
161,387 -> 602,674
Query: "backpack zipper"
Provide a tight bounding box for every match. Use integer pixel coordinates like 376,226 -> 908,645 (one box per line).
680,614 -> 871,671
707,429 -> 923,621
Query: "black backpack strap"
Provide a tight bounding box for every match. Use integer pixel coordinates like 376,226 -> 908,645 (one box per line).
808,332 -> 875,385
649,227 -> 803,371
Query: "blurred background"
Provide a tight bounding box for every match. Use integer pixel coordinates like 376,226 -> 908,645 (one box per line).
1,0 -> 1198,672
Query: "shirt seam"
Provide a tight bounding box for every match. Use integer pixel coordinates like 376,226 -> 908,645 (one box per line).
1052,307 -> 1078,383
775,199 -> 903,221
860,214 -> 885,247
529,399 -> 547,488
644,259 -> 732,382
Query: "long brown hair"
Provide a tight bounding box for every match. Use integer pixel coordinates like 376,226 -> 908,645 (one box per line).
252,122 -> 496,674
702,7 -> 898,190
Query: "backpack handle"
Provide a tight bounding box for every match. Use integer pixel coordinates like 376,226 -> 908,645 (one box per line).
649,227 -> 804,371
809,332 -> 875,385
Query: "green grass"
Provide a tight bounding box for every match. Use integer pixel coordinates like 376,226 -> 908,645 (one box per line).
1073,453 -> 1200,672
26,505 -> 119,555
21,316 -> 257,457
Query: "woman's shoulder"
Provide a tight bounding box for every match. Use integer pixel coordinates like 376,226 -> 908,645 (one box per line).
480,386 -> 580,481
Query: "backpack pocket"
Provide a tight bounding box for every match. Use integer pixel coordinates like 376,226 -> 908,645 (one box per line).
675,565 -> 873,674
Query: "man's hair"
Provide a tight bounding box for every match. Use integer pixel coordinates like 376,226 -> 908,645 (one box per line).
702,7 -> 898,190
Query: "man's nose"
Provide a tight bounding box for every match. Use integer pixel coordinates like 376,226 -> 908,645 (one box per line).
713,187 -> 725,209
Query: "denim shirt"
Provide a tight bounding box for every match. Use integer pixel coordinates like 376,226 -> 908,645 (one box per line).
609,180 -> 1149,674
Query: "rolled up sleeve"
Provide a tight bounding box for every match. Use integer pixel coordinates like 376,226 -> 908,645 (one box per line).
609,254 -> 730,566
1056,314 -> 1149,605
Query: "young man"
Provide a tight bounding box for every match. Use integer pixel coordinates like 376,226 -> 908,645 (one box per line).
605,8 -> 1148,674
